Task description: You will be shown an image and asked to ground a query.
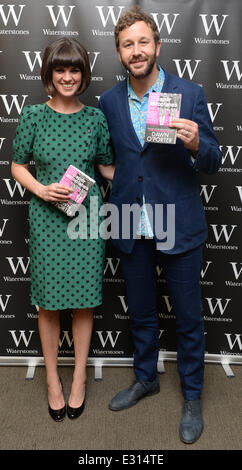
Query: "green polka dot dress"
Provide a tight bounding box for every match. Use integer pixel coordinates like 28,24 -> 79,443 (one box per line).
12,103 -> 113,310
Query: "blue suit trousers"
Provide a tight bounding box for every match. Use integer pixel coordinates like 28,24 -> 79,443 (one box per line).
119,239 -> 205,400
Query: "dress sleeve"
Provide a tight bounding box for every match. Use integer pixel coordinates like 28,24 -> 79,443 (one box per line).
12,105 -> 37,164
95,110 -> 114,165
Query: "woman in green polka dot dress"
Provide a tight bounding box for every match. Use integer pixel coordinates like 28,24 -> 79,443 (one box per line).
11,38 -> 114,422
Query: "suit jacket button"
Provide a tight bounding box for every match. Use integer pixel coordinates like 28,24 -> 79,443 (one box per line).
138,176 -> 143,182
136,196 -> 141,203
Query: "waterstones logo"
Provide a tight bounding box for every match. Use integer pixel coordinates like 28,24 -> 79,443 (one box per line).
92,5 -> 124,36
0,294 -> 11,312
88,52 -> 102,81
19,51 -> 42,80
200,261 -> 213,286
43,5 -> 78,36
93,330 -> 124,355
205,297 -> 231,315
1,178 -> 30,206
117,295 -> 128,314
0,94 -> 28,122
0,137 -> 6,151
210,224 -> 237,242
206,224 -> 238,251
200,185 -> 218,212
204,297 -> 232,324
96,330 -> 121,348
159,295 -> 175,320
219,145 -> 242,175
46,5 -> 75,27
235,186 -> 242,203
231,186 -> 242,213
150,13 -> 181,44
0,4 -> 29,35
0,217 -> 12,245
8,329 -> 34,347
99,180 -> 112,199
225,262 -> 242,288
207,103 -> 223,131
0,218 -> 9,237
3,256 -> 30,282
217,60 -> 242,89
0,4 -> 25,26
172,59 -> 201,80
59,330 -> 73,348
103,258 -> 120,277
224,333 -> 242,352
194,14 -> 229,44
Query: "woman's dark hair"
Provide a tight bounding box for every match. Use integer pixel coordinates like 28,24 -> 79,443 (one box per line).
41,37 -> 91,96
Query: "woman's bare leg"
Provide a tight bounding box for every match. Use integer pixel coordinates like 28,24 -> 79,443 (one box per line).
38,307 -> 65,410
68,308 -> 93,407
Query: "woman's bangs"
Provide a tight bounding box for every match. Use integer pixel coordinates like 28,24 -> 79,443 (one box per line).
51,46 -> 82,69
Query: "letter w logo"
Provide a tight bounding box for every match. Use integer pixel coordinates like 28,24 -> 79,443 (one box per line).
96,331 -> 121,348
199,14 -> 228,36
225,334 -> 242,351
151,13 -> 179,34
104,258 -> 120,276
9,330 -> 35,347
172,59 -> 201,80
59,330 -> 73,348
205,297 -> 231,315
221,60 -> 242,81
210,224 -> 237,242
0,95 -> 28,115
207,103 -> 223,123
0,218 -> 9,237
229,262 -> 242,280
0,294 -> 11,312
22,51 -> 42,72
0,4 -> 25,26
96,6 -> 124,27
46,5 -> 75,27
3,179 -> 26,197
220,145 -> 241,165
6,257 -> 30,274
200,185 -> 217,203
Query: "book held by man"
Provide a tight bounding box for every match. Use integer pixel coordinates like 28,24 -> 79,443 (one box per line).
54,164 -> 95,217
145,92 -> 182,144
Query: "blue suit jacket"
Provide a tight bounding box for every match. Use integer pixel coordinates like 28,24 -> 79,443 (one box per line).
99,70 -> 222,254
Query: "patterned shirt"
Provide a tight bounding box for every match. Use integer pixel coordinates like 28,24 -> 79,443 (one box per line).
127,66 -> 165,236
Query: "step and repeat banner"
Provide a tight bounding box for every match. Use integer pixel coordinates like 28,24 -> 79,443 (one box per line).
0,0 -> 241,365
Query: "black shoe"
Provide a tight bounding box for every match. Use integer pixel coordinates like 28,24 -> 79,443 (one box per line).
179,399 -> 204,444
48,377 -> 66,422
67,399 -> 85,419
109,376 -> 160,411
48,403 -> 66,422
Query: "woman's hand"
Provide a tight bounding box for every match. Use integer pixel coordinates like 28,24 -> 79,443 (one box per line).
37,183 -> 74,202
11,162 -> 74,202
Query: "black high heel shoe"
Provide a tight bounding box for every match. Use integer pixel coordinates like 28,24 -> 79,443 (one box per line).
67,399 -> 85,420
67,385 -> 86,420
48,378 -> 66,422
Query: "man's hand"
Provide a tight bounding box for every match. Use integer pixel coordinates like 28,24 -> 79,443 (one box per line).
169,118 -> 199,156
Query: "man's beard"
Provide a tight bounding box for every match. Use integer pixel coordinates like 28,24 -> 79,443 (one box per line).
121,51 -> 157,79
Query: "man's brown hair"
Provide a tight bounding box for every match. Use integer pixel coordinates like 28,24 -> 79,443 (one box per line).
114,6 -> 160,48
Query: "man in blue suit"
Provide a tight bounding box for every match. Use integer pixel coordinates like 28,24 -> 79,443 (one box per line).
99,6 -> 222,444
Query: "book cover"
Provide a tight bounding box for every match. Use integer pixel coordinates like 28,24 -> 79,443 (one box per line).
145,92 -> 182,144
54,164 -> 95,217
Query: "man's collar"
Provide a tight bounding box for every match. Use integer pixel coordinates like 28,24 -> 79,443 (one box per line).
127,65 -> 164,98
